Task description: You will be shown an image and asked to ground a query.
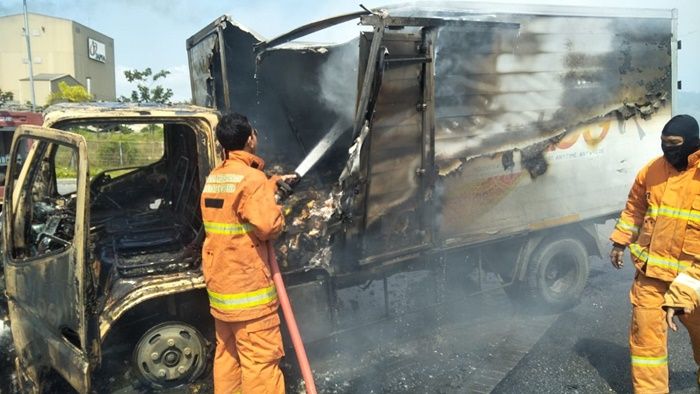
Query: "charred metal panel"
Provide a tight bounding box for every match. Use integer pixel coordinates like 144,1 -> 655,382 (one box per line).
4,125 -> 91,392
432,16 -> 672,163
217,23 -> 261,116
98,272 -> 206,339
431,13 -> 673,242
188,33 -> 219,108
255,10 -> 370,54
362,31 -> 431,257
188,18 -> 357,174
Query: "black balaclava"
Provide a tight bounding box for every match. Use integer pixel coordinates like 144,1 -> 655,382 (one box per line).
661,114 -> 700,171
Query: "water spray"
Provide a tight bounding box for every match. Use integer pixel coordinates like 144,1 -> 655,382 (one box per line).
294,119 -> 348,178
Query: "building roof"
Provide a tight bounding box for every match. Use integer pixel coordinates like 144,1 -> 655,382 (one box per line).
0,12 -> 75,24
20,73 -> 78,82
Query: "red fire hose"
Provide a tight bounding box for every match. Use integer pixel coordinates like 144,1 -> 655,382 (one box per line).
267,243 -> 318,394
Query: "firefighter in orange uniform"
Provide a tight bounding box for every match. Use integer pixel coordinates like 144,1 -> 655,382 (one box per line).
201,113 -> 295,394
610,114 -> 700,393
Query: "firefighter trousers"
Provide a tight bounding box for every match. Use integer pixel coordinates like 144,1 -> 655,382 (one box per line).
213,312 -> 285,394
630,272 -> 700,394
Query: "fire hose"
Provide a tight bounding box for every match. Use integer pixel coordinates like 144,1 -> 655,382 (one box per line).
266,120 -> 350,393
267,242 -> 318,394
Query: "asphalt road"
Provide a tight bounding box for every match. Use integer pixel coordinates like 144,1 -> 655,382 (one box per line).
493,252 -> 700,394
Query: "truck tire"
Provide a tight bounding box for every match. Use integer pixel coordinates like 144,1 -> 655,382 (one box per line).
132,321 -> 209,389
525,237 -> 590,310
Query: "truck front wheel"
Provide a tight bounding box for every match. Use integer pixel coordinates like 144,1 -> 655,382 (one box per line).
132,321 -> 209,389
524,237 -> 590,310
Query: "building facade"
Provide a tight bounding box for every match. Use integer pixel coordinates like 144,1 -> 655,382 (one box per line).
0,12 -> 115,106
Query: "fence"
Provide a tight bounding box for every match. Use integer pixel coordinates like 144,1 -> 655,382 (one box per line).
55,139 -> 164,177
87,140 -> 164,170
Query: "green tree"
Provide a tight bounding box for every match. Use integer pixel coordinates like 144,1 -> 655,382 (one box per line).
0,88 -> 13,105
119,68 -> 173,104
47,81 -> 92,105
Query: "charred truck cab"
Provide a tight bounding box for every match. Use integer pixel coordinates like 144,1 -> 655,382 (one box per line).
3,104 -> 219,392
3,4 -> 679,393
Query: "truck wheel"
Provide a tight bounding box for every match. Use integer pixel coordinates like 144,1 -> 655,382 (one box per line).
132,322 -> 208,389
525,238 -> 589,310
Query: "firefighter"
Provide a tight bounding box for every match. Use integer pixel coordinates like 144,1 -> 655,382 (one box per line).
200,113 -> 295,394
610,114 -> 700,393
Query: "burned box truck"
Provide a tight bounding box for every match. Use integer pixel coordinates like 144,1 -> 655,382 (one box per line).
2,4 -> 677,393
188,5 -> 676,328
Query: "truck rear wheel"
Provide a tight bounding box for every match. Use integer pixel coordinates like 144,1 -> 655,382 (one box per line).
524,237 -> 589,310
132,322 -> 208,389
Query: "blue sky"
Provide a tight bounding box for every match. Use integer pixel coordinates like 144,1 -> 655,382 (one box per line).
1,0 -> 699,101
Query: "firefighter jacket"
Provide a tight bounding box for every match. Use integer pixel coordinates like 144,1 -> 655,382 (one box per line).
200,150 -> 284,322
611,150 -> 700,283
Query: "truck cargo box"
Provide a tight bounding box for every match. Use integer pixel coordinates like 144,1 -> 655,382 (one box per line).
187,4 -> 676,275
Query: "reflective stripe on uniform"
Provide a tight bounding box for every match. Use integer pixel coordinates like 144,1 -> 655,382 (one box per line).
203,221 -> 253,235
207,174 -> 245,183
208,285 -> 278,310
615,218 -> 640,235
648,204 -> 700,222
629,243 -> 691,271
202,183 -> 237,194
203,174 -> 244,194
631,355 -> 668,367
673,273 -> 700,296
206,174 -> 245,184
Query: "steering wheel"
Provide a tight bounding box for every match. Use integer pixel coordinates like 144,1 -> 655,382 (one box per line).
37,232 -> 71,247
89,173 -> 123,209
90,172 -> 112,196
35,232 -> 71,255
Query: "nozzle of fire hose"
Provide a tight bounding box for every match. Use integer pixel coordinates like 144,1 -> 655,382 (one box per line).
275,174 -> 300,203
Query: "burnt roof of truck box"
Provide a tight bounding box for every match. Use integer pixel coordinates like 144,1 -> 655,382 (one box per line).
188,3 -> 675,60
385,2 -> 674,19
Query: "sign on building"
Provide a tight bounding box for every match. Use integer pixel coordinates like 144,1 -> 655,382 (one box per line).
88,38 -> 106,63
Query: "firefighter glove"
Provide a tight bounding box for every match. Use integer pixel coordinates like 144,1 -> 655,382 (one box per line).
276,179 -> 294,202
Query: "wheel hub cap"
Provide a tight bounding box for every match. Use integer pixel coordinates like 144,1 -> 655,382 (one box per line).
134,323 -> 206,384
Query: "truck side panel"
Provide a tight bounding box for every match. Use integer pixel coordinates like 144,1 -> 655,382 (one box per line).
429,15 -> 673,244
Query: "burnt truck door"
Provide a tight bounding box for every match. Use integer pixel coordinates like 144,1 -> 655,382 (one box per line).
3,125 -> 92,392
350,16 -> 520,265
353,19 -> 438,263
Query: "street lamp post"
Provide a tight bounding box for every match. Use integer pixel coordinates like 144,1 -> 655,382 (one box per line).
22,0 -> 36,111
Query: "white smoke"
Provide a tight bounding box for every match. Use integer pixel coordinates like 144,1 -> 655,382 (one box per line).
318,39 -> 360,124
